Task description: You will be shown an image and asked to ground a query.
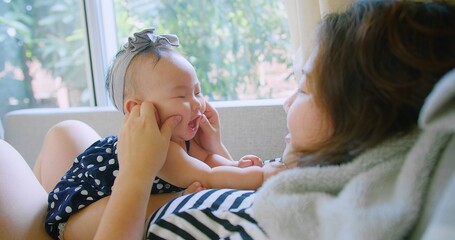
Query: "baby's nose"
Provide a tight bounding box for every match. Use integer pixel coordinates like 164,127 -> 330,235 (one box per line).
192,98 -> 202,112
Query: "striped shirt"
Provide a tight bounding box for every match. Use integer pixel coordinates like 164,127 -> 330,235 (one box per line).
145,189 -> 269,240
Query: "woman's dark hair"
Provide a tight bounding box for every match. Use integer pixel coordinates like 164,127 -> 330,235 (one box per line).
298,0 -> 455,166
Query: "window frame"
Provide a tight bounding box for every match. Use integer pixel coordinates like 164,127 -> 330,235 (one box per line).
84,0 -> 118,107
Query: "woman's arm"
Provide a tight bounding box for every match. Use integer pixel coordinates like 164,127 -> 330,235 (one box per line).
94,102 -> 181,240
64,192 -> 184,240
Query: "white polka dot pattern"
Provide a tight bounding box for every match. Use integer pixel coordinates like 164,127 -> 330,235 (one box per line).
45,136 -> 185,239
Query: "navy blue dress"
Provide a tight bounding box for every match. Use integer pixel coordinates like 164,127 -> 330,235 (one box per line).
45,136 -> 185,239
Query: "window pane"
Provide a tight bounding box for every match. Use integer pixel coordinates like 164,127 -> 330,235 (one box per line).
113,0 -> 295,101
0,0 -> 92,119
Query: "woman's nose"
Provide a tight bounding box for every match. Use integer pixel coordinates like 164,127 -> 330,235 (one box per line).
283,93 -> 295,113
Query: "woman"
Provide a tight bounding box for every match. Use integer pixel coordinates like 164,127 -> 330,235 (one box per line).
36,0 -> 455,239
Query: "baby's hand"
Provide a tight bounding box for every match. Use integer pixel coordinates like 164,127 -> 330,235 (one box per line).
194,101 -> 221,152
180,181 -> 206,196
238,155 -> 263,168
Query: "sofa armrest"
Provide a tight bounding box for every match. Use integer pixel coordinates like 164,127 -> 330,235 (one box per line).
4,107 -> 122,168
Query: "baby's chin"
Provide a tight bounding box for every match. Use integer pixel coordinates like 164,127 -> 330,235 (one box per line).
170,134 -> 185,143
170,130 -> 196,143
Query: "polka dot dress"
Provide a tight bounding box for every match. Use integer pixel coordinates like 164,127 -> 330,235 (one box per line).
45,136 -> 185,239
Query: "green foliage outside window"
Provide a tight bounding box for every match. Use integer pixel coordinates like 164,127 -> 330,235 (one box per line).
0,0 -> 87,119
0,0 -> 291,121
114,0 -> 292,101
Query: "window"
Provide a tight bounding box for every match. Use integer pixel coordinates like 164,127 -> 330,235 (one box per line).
112,0 -> 294,101
0,0 -> 92,120
0,0 -> 294,121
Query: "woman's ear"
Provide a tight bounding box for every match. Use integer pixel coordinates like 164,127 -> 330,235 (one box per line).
124,99 -> 142,114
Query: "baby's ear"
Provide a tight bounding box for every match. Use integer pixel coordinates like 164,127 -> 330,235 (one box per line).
124,99 -> 142,114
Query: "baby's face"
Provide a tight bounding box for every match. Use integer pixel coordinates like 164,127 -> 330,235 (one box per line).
133,51 -> 206,143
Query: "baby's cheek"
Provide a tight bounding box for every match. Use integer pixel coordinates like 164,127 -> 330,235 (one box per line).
201,99 -> 207,112
170,129 -> 179,142
154,109 -> 161,126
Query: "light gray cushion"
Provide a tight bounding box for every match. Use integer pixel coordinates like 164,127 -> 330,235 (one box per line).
4,101 -> 287,168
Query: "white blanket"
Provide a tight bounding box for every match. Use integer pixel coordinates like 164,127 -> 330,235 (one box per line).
252,69 -> 455,240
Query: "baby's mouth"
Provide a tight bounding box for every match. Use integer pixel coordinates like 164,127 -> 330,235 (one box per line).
188,116 -> 201,131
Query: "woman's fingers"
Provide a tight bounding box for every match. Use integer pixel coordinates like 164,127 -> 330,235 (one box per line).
160,115 -> 182,139
139,101 -> 159,127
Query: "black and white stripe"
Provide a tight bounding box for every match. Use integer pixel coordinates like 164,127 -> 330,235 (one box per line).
145,189 -> 268,240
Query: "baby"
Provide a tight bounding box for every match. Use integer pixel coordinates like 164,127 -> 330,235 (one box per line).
45,28 -> 284,239
109,28 -> 274,188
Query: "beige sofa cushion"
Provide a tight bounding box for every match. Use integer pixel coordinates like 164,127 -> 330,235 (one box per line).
4,101 -> 288,169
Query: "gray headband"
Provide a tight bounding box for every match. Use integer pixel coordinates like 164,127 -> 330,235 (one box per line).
108,28 -> 179,113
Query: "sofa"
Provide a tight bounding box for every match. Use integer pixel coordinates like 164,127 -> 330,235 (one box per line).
1,68 -> 455,239
3,100 -> 287,169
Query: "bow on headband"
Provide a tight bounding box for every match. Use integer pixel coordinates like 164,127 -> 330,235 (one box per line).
109,28 -> 180,113
125,28 -> 179,52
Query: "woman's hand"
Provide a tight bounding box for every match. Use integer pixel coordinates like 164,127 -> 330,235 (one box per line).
117,101 -> 181,181
95,102 -> 181,240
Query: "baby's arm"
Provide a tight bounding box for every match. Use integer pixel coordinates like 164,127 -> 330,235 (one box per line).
205,153 -> 263,167
194,101 -> 263,168
158,143 -> 283,190
190,140 -> 263,168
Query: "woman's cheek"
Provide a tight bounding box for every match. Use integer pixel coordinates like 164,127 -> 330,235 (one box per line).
287,100 -> 328,151
287,104 -> 306,145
